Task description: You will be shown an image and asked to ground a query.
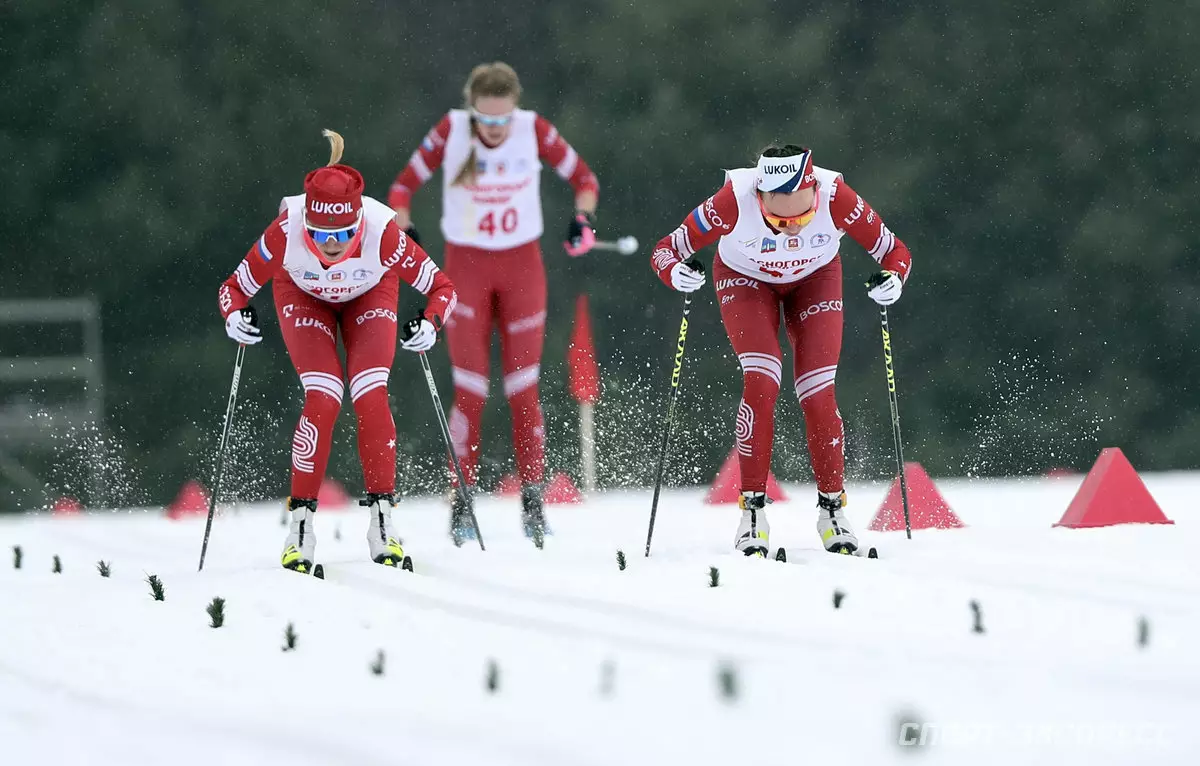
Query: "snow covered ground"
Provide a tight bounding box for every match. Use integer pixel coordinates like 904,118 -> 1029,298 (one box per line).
2,473 -> 1197,765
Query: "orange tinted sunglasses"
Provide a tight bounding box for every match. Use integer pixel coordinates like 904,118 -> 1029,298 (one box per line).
758,192 -> 819,230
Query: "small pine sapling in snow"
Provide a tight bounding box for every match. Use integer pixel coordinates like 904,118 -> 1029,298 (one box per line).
52,555 -> 62,574
96,560 -> 112,578
283,623 -> 297,652
709,566 -> 720,587
370,650 -> 386,676
206,597 -> 226,628
616,550 -> 626,571
485,659 -> 499,693
970,600 -> 985,634
833,589 -> 845,609
146,574 -> 165,601
1137,616 -> 1149,649
717,661 -> 739,702
13,545 -> 22,570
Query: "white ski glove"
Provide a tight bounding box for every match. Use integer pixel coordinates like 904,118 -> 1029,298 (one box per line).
669,259 -> 707,293
400,316 -> 437,352
866,270 -> 903,306
224,307 -> 262,345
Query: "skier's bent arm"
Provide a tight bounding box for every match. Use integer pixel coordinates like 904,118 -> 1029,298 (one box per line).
380,222 -> 457,329
651,180 -> 739,289
388,114 -> 453,225
828,178 -> 913,282
218,213 -> 288,319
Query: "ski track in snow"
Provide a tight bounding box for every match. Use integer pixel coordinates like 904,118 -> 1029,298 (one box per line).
2,476 -> 1198,765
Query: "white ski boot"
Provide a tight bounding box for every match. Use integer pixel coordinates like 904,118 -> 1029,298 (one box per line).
816,490 -> 859,554
281,497 -> 317,573
734,491 -> 770,556
362,493 -> 409,568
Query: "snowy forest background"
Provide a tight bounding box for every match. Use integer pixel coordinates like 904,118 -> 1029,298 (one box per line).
2,0 -> 1197,509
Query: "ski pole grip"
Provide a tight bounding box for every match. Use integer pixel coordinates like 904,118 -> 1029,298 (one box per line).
400,309 -> 426,342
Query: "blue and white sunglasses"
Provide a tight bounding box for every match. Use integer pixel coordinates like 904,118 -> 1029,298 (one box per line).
471,108 -> 514,127
306,224 -> 359,244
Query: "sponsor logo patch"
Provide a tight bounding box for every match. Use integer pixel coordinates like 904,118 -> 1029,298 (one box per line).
843,196 -> 865,227
309,201 -> 355,215
652,248 -> 678,273
797,300 -> 844,322
355,308 -> 398,325
810,233 -> 832,247
716,277 -> 760,291
760,238 -> 777,254
295,316 -> 335,341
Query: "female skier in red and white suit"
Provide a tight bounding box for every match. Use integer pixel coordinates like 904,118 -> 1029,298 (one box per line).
388,62 -> 599,543
218,130 -> 457,572
652,145 -> 912,556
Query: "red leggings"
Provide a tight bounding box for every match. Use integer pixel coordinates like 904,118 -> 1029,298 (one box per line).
443,240 -> 547,487
714,254 -> 845,494
274,274 -> 400,499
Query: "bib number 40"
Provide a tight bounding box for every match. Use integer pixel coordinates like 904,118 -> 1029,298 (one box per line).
478,208 -> 518,237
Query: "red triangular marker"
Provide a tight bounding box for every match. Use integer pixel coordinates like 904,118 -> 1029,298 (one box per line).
1054,448 -> 1174,528
704,447 -> 788,504
545,472 -> 583,504
166,480 -> 210,520
868,462 -> 963,531
318,479 -> 351,512
52,496 -> 83,515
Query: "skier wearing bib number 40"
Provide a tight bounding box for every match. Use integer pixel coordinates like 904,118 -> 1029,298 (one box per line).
651,145 -> 912,557
388,62 -> 600,545
217,130 -> 457,573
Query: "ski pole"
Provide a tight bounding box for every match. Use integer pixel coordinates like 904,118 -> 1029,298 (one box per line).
415,349 -> 486,551
198,342 -> 248,571
644,262 -> 702,557
590,236 -> 639,255
877,305 -> 913,539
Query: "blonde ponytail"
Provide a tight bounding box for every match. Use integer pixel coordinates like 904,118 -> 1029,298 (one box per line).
452,148 -> 479,188
322,129 -> 345,166
452,62 -> 522,187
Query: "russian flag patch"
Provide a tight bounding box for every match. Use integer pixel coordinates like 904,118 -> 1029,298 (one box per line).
257,237 -> 273,262
691,206 -> 711,234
